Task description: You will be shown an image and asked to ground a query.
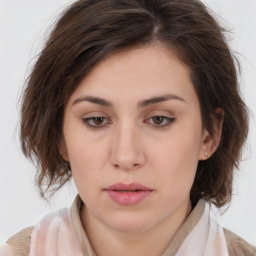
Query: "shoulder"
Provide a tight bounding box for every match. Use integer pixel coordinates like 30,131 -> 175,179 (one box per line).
4,226 -> 34,256
3,195 -> 80,256
224,228 -> 256,256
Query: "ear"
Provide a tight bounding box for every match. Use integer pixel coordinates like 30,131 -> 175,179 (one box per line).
59,137 -> 69,162
199,108 -> 224,160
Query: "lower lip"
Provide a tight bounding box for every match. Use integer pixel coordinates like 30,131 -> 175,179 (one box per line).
105,190 -> 152,206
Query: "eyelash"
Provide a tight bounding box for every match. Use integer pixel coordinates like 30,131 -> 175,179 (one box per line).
82,116 -> 176,130
144,116 -> 176,128
82,117 -> 111,129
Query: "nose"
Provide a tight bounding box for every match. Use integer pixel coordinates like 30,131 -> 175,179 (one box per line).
110,123 -> 145,171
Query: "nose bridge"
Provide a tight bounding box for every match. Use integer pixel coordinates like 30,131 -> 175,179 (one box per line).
111,120 -> 144,170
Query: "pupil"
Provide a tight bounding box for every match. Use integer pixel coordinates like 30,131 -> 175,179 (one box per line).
153,116 -> 163,124
94,117 -> 104,125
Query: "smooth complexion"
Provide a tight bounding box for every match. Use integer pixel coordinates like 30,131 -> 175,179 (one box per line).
61,43 -> 222,256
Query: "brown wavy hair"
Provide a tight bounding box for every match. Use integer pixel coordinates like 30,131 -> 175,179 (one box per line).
20,0 -> 249,206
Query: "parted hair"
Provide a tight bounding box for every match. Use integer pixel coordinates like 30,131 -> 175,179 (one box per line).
20,0 -> 249,207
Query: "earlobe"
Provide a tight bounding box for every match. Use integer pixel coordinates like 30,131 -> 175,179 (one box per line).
199,108 -> 224,160
199,130 -> 211,160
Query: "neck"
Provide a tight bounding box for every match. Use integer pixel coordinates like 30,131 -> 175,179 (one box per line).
81,200 -> 192,256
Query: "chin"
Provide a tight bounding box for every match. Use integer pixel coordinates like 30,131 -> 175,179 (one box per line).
103,213 -> 158,234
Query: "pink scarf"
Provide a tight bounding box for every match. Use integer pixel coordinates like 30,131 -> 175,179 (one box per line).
29,208 -> 83,256
1,200 -> 229,256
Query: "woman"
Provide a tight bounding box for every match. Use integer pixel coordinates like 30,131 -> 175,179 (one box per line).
1,0 -> 255,255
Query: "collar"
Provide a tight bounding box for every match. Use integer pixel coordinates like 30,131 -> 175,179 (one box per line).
69,195 -> 205,256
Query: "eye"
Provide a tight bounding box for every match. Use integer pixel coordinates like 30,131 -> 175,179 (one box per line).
145,116 -> 175,128
82,117 -> 111,129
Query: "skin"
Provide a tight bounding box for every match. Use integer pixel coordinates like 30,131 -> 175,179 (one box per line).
61,43 -> 223,256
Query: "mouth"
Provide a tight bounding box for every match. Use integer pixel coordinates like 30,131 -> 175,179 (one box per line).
104,183 -> 153,206
112,190 -> 144,192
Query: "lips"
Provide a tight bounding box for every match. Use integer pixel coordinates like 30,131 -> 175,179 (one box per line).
104,183 -> 153,206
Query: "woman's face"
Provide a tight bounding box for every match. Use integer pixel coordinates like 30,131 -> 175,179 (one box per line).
62,43 -> 208,233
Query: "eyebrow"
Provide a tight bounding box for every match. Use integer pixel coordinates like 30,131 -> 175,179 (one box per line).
138,94 -> 185,108
72,96 -> 113,107
72,94 -> 185,108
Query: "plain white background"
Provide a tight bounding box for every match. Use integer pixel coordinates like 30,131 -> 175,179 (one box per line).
0,0 -> 256,246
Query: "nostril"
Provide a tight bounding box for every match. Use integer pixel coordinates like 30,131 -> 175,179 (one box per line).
113,162 -> 140,170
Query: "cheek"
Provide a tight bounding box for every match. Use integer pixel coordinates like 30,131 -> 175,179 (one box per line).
63,125 -> 107,190
63,115 -> 108,169
67,141 -> 107,176
148,124 -> 202,194
68,144 -> 104,202
65,136 -> 117,199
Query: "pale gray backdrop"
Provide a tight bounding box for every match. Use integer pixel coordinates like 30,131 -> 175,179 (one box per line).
0,0 -> 255,246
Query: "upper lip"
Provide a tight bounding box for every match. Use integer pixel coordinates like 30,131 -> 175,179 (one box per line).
105,183 -> 153,191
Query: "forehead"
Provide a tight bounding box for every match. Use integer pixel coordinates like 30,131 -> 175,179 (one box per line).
69,43 -> 196,105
